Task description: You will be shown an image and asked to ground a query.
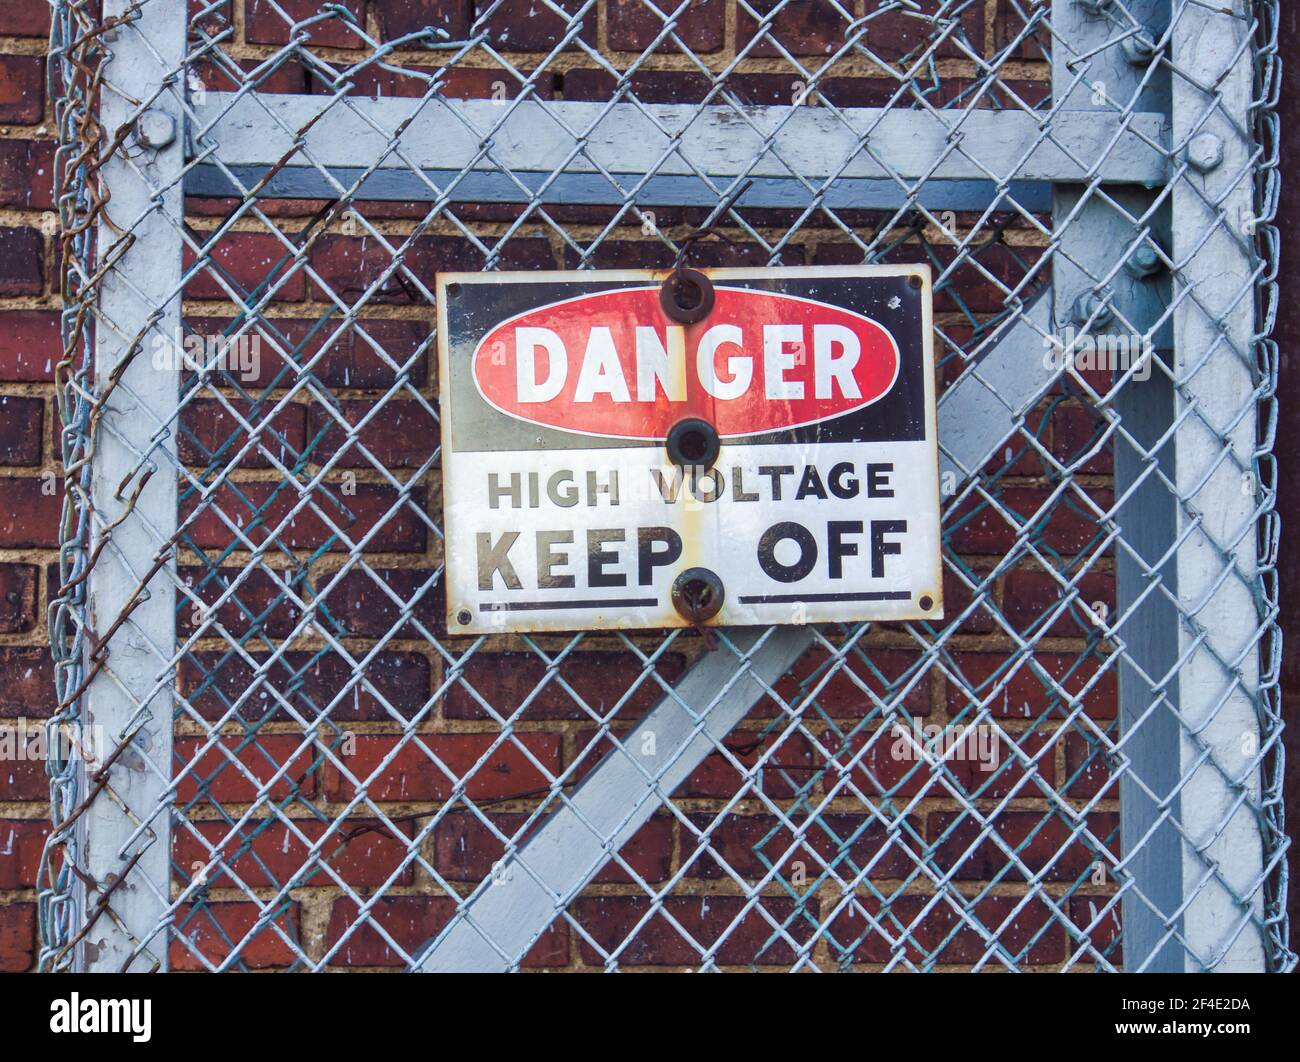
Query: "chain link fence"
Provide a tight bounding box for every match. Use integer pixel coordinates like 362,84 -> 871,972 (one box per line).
37,0 -> 1292,971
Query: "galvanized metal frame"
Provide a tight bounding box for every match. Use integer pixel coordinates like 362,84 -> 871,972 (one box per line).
44,0 -> 1288,973
78,0 -> 186,972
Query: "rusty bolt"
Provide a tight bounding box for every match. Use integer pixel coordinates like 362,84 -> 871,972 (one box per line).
136,109 -> 176,150
671,567 -> 725,624
659,269 -> 715,324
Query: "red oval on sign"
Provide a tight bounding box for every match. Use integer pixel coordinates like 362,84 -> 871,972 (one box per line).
471,285 -> 900,439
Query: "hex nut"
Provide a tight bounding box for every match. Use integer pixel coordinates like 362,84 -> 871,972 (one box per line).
1187,132 -> 1225,173
136,109 -> 177,150
1072,290 -> 1115,328
1126,245 -> 1163,279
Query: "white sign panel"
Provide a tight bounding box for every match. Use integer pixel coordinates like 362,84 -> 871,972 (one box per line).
437,266 -> 942,634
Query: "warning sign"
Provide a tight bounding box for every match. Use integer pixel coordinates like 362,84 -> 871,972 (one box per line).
437,266 -> 942,634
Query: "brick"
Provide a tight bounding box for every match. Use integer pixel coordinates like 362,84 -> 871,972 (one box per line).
179,397 -> 307,470
0,4 -> 52,37
180,562 -> 436,646
837,242 -> 1040,316
993,0 -> 1052,62
189,55 -> 308,95
382,66 -> 552,101
316,566 -> 444,639
606,0 -> 724,53
0,477 -> 60,547
738,1 -> 848,57
180,481 -> 428,552
433,809 -> 673,885
1001,566 -> 1116,639
305,398 -> 439,469
325,894 -> 567,967
178,648 -> 431,724
0,749 -> 45,801
0,647 -> 56,718
1051,402 -> 1114,474
329,732 -> 563,802
562,236 -> 802,270
850,3 -> 985,61
170,902 -> 301,970
560,68 -> 708,104
678,726 -> 815,800
0,563 -> 37,633
0,311 -> 60,382
173,735 -> 321,805
0,54 -> 44,124
684,812 -> 919,881
475,0 -> 596,52
927,809 -> 1120,883
941,566 -> 999,635
373,1 -> 471,41
828,724 -> 1052,802
1063,728 -> 1118,798
0,904 -> 36,972
829,893 -> 1063,966
445,649 -> 686,721
1068,894 -> 1123,965
575,895 -> 815,967
185,315 -> 430,390
0,395 -> 43,465
174,817 -> 415,889
0,819 -> 50,889
947,650 -> 1118,720
0,227 -> 43,296
947,486 -> 1114,556
767,645 -> 931,719
309,233 -> 553,304
177,566 -> 304,641
0,139 -> 56,209
185,231 -> 307,302
189,0 -> 231,35
246,0 -> 366,49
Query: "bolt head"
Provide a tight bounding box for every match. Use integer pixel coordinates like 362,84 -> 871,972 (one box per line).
1072,290 -> 1115,328
136,109 -> 176,150
1126,245 -> 1162,278
1187,132 -> 1224,173
1122,33 -> 1158,66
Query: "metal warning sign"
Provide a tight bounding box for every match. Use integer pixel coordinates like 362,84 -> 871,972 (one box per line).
437,265 -> 942,634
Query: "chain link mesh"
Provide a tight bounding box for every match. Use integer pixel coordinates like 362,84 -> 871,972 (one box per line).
37,0 -> 1292,972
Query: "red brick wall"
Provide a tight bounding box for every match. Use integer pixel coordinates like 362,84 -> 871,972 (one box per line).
0,0 -> 57,974
0,0 -> 1282,971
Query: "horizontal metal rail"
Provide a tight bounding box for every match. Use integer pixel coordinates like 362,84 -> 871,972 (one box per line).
188,94 -> 1170,205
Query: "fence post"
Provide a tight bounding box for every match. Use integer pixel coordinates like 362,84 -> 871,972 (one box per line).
1167,0 -> 1267,971
79,0 -> 186,972
1050,0 -> 1190,972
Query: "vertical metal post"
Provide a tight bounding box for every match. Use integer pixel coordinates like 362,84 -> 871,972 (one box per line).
81,0 -> 185,971
1050,0 -> 1184,970
1168,0 -> 1266,970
